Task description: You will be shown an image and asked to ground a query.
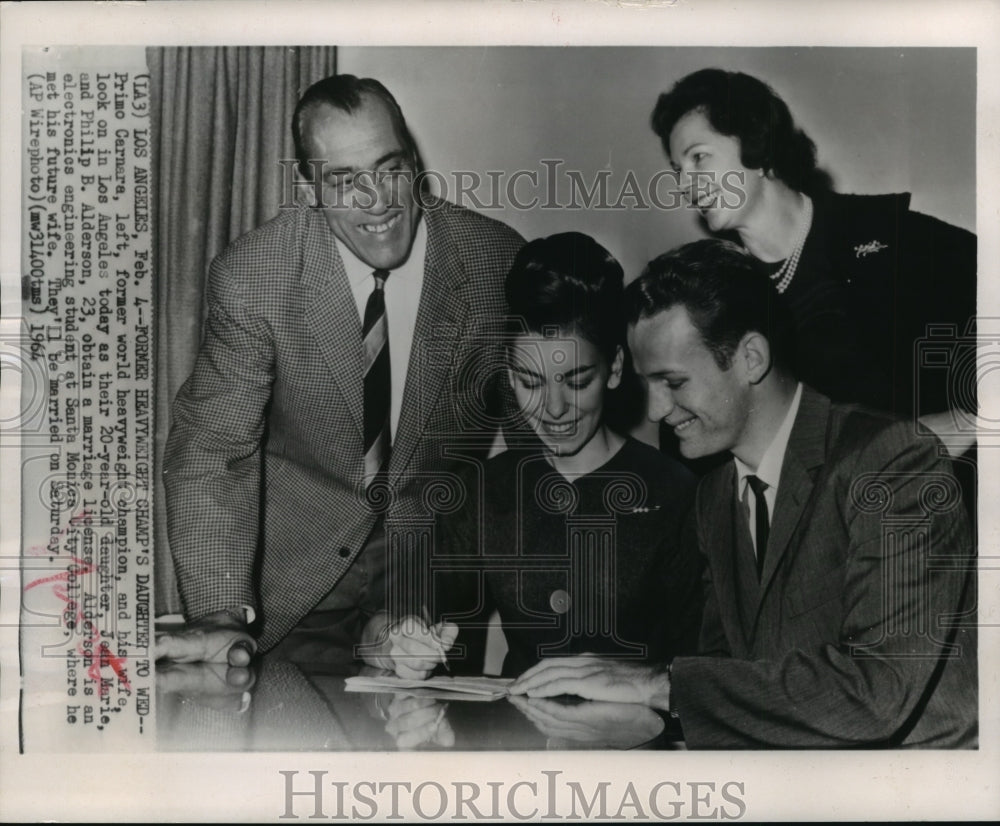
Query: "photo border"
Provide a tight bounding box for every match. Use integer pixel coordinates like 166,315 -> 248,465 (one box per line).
1,0 -> 997,821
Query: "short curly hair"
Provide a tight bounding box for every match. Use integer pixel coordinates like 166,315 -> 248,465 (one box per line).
651,68 -> 832,196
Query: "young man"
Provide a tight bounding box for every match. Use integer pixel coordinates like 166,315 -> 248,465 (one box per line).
510,239 -> 978,749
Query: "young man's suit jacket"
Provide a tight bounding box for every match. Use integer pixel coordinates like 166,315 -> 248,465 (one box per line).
163,199 -> 523,650
670,387 -> 977,748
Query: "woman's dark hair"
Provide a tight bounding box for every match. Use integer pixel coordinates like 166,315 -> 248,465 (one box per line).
504,232 -> 625,362
651,68 -> 832,196
625,238 -> 797,373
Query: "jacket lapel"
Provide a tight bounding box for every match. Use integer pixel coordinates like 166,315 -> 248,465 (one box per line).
757,387 -> 830,600
389,209 -> 470,482
300,210 -> 364,436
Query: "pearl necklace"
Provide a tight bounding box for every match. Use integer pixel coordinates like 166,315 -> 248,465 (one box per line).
770,195 -> 813,294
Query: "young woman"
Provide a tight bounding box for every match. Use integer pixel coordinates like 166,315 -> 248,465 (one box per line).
376,232 -> 702,679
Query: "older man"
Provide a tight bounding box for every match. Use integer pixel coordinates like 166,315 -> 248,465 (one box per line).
157,75 -> 522,665
511,239 -> 977,749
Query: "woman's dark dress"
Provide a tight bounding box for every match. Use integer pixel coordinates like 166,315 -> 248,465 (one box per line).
780,191 -> 976,421
433,438 -> 701,677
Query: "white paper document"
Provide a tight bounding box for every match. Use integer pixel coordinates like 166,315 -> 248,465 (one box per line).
345,675 -> 514,701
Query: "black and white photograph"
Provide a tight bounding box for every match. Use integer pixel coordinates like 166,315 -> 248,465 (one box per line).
1,0 -> 998,821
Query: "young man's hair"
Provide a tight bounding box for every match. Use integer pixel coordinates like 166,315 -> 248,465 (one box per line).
624,238 -> 797,373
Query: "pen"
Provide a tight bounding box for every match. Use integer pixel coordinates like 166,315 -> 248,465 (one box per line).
432,703 -> 447,731
421,606 -> 451,672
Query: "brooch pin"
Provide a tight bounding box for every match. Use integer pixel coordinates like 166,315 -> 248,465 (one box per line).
854,240 -> 888,258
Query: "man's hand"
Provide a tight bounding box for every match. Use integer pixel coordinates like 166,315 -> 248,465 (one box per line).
508,656 -> 671,710
156,660 -> 256,713
154,609 -> 257,666
508,695 -> 664,749
360,611 -> 458,679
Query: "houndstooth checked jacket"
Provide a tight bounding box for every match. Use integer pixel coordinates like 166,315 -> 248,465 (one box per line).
163,197 -> 524,650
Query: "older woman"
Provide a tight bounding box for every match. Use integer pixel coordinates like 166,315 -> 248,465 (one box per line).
651,68 -> 977,456
375,232 -> 702,679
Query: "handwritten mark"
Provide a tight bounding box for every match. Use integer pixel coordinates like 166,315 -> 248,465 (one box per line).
23,508 -> 132,697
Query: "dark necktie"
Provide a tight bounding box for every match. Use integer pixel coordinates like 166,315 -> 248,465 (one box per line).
746,475 -> 769,577
363,269 -> 391,484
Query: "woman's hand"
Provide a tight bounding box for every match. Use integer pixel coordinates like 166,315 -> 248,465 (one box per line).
359,611 -> 458,679
384,696 -> 454,750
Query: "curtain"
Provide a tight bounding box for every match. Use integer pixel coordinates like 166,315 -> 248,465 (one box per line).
150,46 -> 337,615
